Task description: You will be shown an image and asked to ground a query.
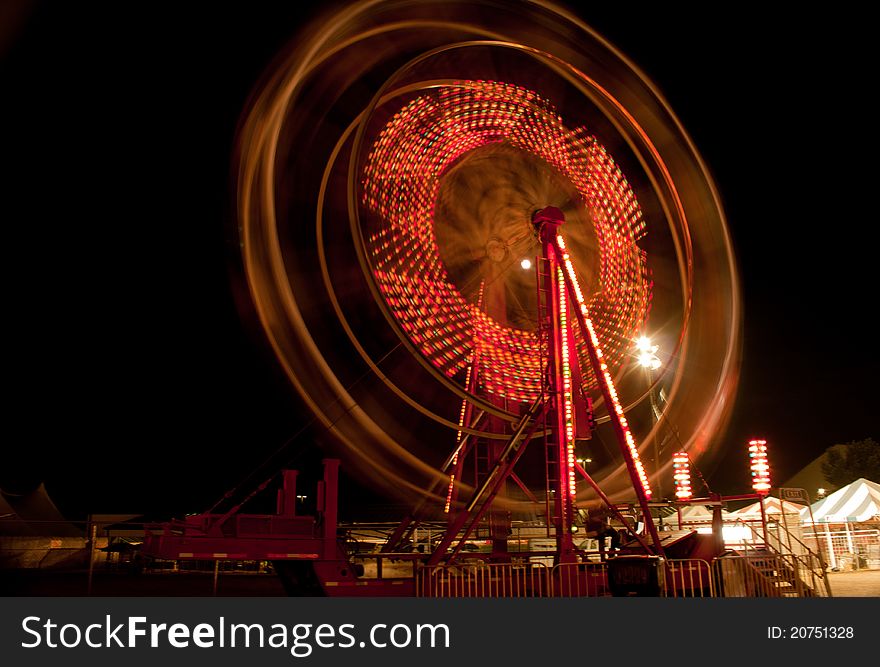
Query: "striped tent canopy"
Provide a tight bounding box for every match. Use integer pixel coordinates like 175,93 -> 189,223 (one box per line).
659,505 -> 736,525
733,497 -> 804,517
670,505 -> 712,523
803,478 -> 880,524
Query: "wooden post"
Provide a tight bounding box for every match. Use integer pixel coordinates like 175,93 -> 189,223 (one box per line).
87,517 -> 97,595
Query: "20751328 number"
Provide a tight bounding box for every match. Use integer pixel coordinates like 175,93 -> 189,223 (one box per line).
789,627 -> 854,639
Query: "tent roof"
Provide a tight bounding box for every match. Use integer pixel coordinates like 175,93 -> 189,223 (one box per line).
0,484 -> 82,537
733,497 -> 804,517
805,478 -> 880,524
0,493 -> 32,535
659,505 -> 736,524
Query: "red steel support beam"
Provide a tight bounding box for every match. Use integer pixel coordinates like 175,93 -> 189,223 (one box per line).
549,235 -> 665,557
543,236 -> 577,562
426,396 -> 547,566
277,470 -> 298,517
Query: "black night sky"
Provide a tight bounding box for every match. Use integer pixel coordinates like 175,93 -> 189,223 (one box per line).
3,2 -> 876,520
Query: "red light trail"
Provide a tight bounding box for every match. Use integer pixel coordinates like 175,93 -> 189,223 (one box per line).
362,80 -> 651,404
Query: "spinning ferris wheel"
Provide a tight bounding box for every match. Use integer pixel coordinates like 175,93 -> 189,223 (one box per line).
236,0 -> 740,562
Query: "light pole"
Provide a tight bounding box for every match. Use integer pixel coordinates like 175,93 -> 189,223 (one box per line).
636,336 -> 662,499
574,456 -> 592,522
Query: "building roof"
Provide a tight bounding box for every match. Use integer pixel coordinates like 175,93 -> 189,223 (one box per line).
781,444 -> 847,499
733,497 -> 804,517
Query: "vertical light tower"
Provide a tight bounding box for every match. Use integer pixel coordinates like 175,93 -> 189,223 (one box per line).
749,438 -> 771,544
749,439 -> 771,495
672,452 -> 692,500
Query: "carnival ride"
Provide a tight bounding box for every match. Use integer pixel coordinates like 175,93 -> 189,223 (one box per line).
143,0 -> 755,596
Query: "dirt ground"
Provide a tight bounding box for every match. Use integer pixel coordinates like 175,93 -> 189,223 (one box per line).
825,569 -> 880,597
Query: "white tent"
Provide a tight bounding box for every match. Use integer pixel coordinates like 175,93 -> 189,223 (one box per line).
803,478 -> 880,524
733,497 -> 805,517
660,505 -> 736,528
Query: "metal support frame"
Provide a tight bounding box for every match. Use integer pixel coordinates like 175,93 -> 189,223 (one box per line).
422,206 -> 667,566
543,234 -> 577,561
548,234 -> 664,556
426,396 -> 548,566
573,461 -> 652,554
381,410 -> 486,553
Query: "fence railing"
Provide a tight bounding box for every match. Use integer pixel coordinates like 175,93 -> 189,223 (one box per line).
416,550 -> 838,598
417,562 -> 550,598
711,552 -> 830,597
417,558 -> 718,598
712,554 -> 782,597
802,529 -> 880,571
665,559 -> 714,597
551,561 -> 608,597
727,518 -> 831,596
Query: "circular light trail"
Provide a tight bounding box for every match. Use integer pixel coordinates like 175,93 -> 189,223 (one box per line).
234,0 -> 742,502
362,81 -> 651,403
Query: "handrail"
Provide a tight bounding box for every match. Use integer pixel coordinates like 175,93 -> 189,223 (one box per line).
728,518 -> 831,597
726,519 -> 766,558
740,516 -> 831,560
712,554 -> 787,597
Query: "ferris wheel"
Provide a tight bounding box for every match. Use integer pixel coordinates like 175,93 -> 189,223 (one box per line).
236,0 -> 740,561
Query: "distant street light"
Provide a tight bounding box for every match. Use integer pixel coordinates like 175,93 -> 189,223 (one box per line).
636,335 -> 661,370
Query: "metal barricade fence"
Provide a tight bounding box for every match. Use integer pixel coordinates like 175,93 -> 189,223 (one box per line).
419,556 -> 833,598
420,558 -> 718,597
802,528 -> 880,571
551,561 -> 608,597
664,559 -> 714,597
553,559 -> 713,597
711,553 -> 826,597
713,554 -> 782,597
417,562 -> 550,597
